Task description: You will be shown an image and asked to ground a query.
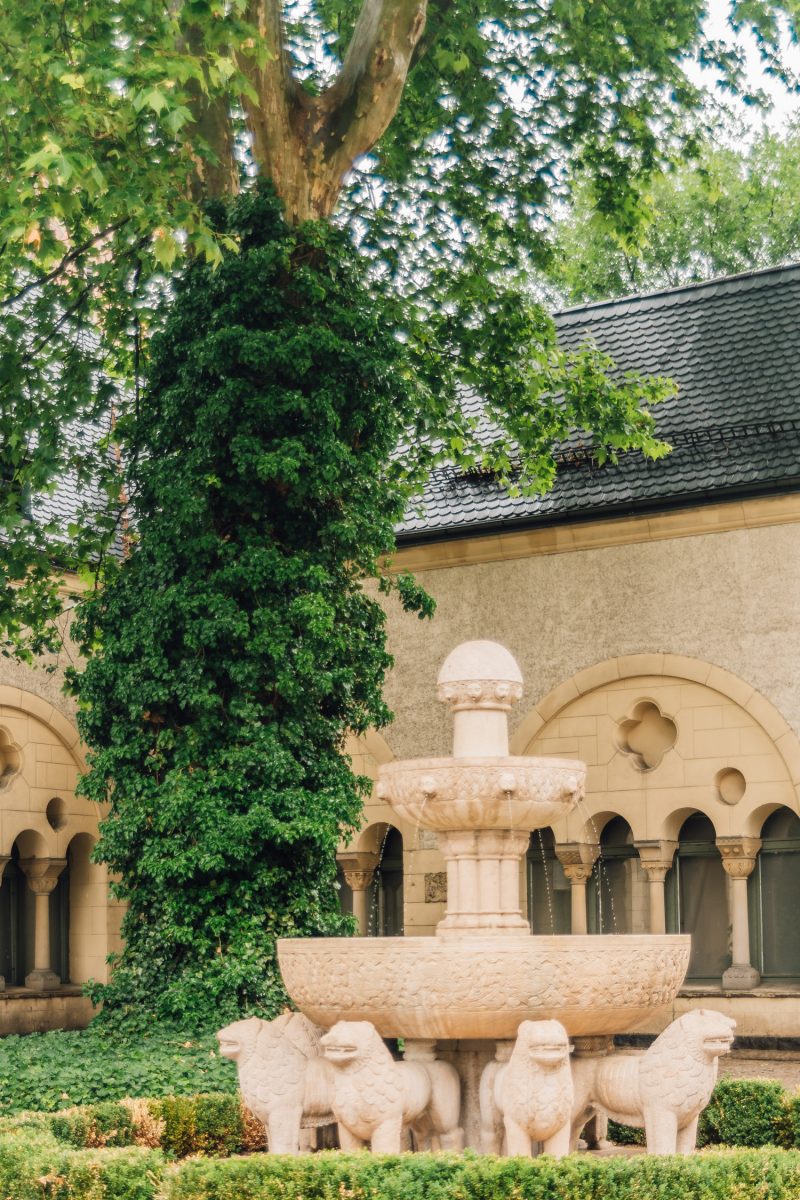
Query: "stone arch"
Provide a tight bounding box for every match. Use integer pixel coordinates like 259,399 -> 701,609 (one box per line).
660,804 -> 721,841
0,686 -> 84,771
514,653 -> 799,847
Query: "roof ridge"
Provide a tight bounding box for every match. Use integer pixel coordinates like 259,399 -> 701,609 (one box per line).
555,260 -> 800,324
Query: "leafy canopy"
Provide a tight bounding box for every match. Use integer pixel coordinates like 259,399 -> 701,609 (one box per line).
2,0 -> 798,653
547,122 -> 800,303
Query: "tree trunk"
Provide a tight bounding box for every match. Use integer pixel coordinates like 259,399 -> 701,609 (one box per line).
239,0 -> 428,223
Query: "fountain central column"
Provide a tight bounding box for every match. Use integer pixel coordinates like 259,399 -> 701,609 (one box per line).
434,642 -> 531,937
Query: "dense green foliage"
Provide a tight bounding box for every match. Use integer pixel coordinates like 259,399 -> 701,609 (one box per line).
700,1078 -> 790,1148
549,124 -> 800,303
0,1027 -> 234,1114
4,1136 -> 800,1200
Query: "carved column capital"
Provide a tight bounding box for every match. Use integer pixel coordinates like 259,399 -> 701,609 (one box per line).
717,838 -> 761,879
635,840 -> 678,882
564,863 -> 593,885
555,843 -> 599,873
19,857 -> 67,895
337,851 -> 380,892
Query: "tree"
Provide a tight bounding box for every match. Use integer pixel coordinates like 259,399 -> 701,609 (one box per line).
548,123 -> 800,304
2,0 -> 798,1025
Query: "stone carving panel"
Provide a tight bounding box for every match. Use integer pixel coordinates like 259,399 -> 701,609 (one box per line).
424,872 -> 447,904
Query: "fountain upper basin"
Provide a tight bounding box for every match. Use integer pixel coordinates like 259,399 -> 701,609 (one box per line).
278,933 -> 690,1040
375,756 -> 585,831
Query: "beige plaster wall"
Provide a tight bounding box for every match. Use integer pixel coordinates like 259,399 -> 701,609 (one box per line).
380,518 -> 800,762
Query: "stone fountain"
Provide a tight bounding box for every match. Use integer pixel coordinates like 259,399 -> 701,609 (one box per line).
221,642 -> 735,1157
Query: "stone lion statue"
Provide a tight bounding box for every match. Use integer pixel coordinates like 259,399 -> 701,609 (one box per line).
321,1020 -> 463,1153
217,1013 -> 334,1153
480,1020 -> 573,1158
571,1009 -> 736,1155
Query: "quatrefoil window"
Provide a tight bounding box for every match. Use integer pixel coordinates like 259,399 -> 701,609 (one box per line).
0,728 -> 21,790
615,701 -> 677,771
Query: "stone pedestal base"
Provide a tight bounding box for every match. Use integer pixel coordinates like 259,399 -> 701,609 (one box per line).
722,963 -> 760,990
25,969 -> 61,991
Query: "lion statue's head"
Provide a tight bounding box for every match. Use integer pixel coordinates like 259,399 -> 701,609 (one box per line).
513,1020 -> 572,1071
676,1008 -> 736,1061
650,1009 -> 736,1064
217,1012 -> 323,1066
217,1016 -> 263,1064
640,1009 -> 736,1111
321,1020 -> 385,1069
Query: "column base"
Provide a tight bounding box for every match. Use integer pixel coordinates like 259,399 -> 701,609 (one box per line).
722,963 -> 760,990
25,969 -> 61,991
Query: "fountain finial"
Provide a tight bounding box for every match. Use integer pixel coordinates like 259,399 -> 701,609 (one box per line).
437,640 -> 523,758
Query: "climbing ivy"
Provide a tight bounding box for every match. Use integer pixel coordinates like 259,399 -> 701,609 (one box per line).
70,188 -> 432,1028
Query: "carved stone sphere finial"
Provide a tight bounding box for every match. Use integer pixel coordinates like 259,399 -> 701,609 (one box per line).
437,640 -> 524,713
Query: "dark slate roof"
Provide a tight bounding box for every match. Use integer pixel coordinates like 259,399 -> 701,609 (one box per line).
397,262 -> 800,543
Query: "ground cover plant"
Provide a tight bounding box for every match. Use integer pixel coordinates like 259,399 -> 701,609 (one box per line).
0,1027 -> 236,1115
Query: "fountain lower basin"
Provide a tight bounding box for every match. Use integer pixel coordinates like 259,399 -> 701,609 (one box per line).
277,933 -> 691,1040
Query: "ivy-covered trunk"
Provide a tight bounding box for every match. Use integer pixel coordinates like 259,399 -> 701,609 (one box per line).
71,187 -> 428,1029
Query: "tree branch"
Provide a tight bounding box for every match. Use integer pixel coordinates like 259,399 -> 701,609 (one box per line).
180,21 -> 240,201
236,0 -> 309,208
320,0 -> 428,187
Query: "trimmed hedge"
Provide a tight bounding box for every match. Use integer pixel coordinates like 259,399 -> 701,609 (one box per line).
5,1140 -> 800,1200
0,1127 -> 163,1200
0,1094 -> 262,1158
165,1149 -> 800,1200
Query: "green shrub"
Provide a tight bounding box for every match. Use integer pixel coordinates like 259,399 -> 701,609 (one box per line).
699,1078 -> 789,1148
0,1127 -> 163,1200
164,1148 -> 800,1200
0,1025 -> 236,1114
155,1094 -> 245,1158
49,1101 -> 136,1148
607,1119 -> 645,1146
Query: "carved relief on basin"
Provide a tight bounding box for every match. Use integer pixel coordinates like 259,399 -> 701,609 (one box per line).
277,934 -> 691,1040
376,757 -> 586,831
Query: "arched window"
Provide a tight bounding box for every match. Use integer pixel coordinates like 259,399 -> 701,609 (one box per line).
527,828 -> 571,934
369,827 -> 404,937
587,817 -> 647,934
667,814 -> 729,981
750,808 -> 800,980
0,849 -> 31,986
